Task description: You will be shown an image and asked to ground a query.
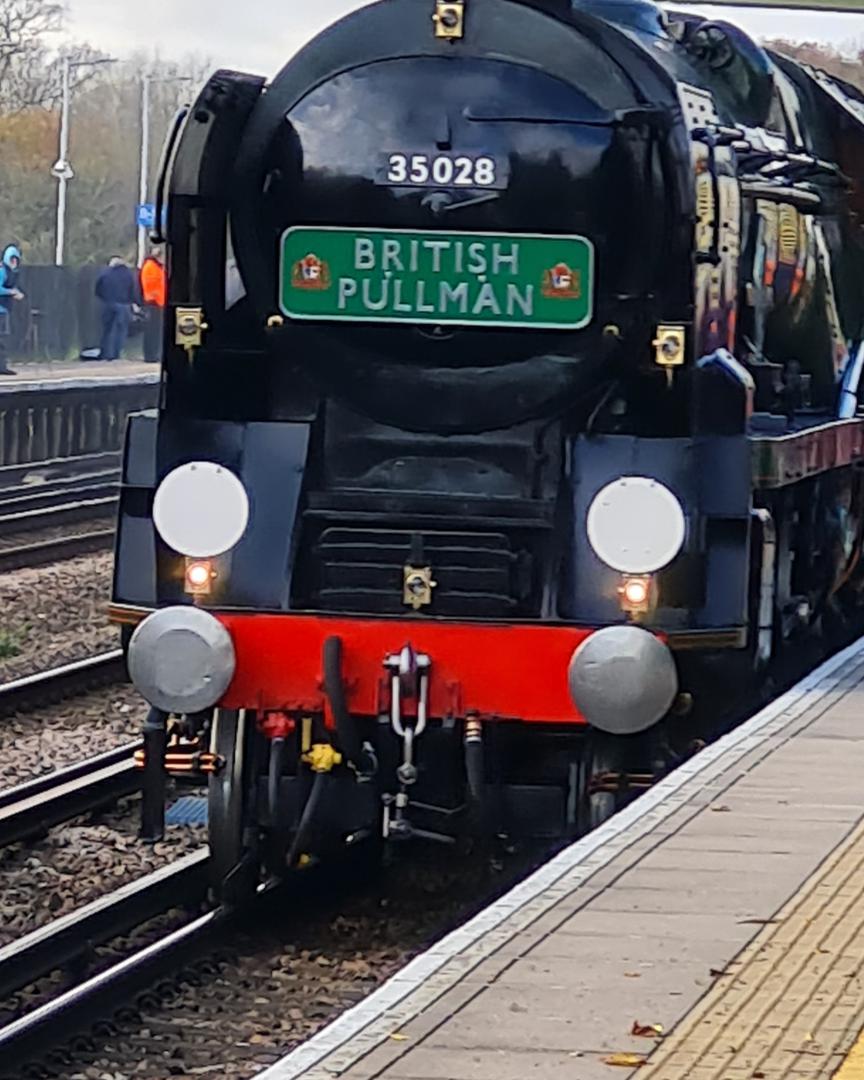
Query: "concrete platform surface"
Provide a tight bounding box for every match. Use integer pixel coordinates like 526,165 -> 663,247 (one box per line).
0,360 -> 158,392
256,635 -> 864,1080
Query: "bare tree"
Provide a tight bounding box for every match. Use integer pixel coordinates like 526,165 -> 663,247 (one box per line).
0,0 -> 61,106
0,0 -> 62,51
0,0 -> 106,111
0,14 -> 208,264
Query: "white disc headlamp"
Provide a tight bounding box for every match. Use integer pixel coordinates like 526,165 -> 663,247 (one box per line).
586,476 -> 685,574
153,461 -> 250,558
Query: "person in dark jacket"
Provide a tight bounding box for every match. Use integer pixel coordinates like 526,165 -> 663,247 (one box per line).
95,256 -> 139,361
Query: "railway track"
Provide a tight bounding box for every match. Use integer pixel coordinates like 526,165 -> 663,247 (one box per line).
0,451 -> 119,490
0,494 -> 117,537
0,650 -> 126,718
0,476 -> 118,527
0,453 -> 120,567
0,527 -> 115,571
0,837 -> 541,1080
0,851 -> 212,1071
0,741 -> 140,848
0,652 -> 137,844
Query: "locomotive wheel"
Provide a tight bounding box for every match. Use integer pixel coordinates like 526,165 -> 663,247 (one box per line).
208,709 -> 261,907
577,733 -> 622,834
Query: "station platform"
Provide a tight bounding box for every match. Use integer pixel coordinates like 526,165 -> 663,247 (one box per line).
0,360 -> 157,392
258,635 -> 864,1080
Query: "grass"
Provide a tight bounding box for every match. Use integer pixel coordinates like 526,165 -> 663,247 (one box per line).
0,627 -> 25,659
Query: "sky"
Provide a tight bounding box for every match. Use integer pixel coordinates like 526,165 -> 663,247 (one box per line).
62,0 -> 864,74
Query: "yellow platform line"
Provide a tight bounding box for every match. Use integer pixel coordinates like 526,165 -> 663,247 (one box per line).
834,1031 -> 864,1080
638,817 -> 864,1080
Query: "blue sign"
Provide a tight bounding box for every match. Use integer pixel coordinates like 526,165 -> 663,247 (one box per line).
136,203 -> 156,229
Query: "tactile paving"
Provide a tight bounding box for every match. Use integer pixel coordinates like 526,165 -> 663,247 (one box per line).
640,818 -> 864,1079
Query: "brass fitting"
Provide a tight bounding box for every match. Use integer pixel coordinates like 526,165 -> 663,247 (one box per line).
404,565 -> 437,610
134,748 -> 223,775
175,307 -> 208,356
652,325 -> 686,369
465,716 -> 483,743
433,0 -> 464,38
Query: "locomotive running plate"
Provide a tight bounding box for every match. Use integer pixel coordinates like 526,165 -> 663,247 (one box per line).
279,226 -> 594,329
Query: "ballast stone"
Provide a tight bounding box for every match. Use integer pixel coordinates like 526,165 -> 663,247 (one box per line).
128,606 -> 236,714
568,625 -> 678,735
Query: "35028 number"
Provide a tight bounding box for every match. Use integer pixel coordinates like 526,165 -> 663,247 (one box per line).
382,153 -> 501,188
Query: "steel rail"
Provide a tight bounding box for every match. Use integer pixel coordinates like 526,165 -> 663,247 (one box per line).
0,905 -> 226,1071
0,451 -> 121,492
0,474 -> 120,513
0,650 -> 126,718
0,528 -> 115,572
0,743 -> 140,848
0,496 -> 119,537
0,741 -> 137,810
0,849 -> 210,1001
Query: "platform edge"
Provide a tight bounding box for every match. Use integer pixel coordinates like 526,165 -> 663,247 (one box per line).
257,636 -> 864,1080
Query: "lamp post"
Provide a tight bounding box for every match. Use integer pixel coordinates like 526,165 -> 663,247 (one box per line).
138,73 -> 193,266
53,55 -> 117,267
52,57 -> 72,267
138,73 -> 151,268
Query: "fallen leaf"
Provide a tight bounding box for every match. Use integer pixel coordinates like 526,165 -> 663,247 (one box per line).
738,918 -> 780,925
753,1072 -> 766,1078
340,958 -> 373,978
710,967 -> 731,977
631,1021 -> 664,1038
623,972 -> 641,978
603,1053 -> 648,1068
388,1033 -> 410,1042
710,804 -> 732,812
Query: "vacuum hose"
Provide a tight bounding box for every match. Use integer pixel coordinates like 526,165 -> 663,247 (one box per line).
323,636 -> 365,769
286,771 -> 328,869
464,717 -> 486,836
268,736 -> 286,825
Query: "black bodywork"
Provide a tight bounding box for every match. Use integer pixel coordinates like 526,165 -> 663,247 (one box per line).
117,0 -> 864,691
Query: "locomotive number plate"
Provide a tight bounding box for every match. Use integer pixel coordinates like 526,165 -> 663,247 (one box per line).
377,152 -> 508,190
280,226 -> 594,330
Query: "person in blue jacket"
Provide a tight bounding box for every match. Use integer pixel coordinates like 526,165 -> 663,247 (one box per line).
0,245 -> 24,375
95,256 -> 140,361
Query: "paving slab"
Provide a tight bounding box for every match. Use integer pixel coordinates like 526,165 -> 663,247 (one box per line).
380,1047 -> 642,1080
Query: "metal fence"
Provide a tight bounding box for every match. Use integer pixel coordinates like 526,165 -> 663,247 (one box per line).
0,375 -> 159,468
1,266 -> 133,361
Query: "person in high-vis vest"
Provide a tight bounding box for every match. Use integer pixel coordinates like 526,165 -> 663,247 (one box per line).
140,248 -> 166,363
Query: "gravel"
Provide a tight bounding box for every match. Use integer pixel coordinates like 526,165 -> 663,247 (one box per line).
0,551 -> 117,681
1,846 -> 544,1080
0,684 -> 145,791
0,803 -> 204,949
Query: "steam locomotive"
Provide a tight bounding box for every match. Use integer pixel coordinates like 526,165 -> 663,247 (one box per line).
112,0 -> 864,901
